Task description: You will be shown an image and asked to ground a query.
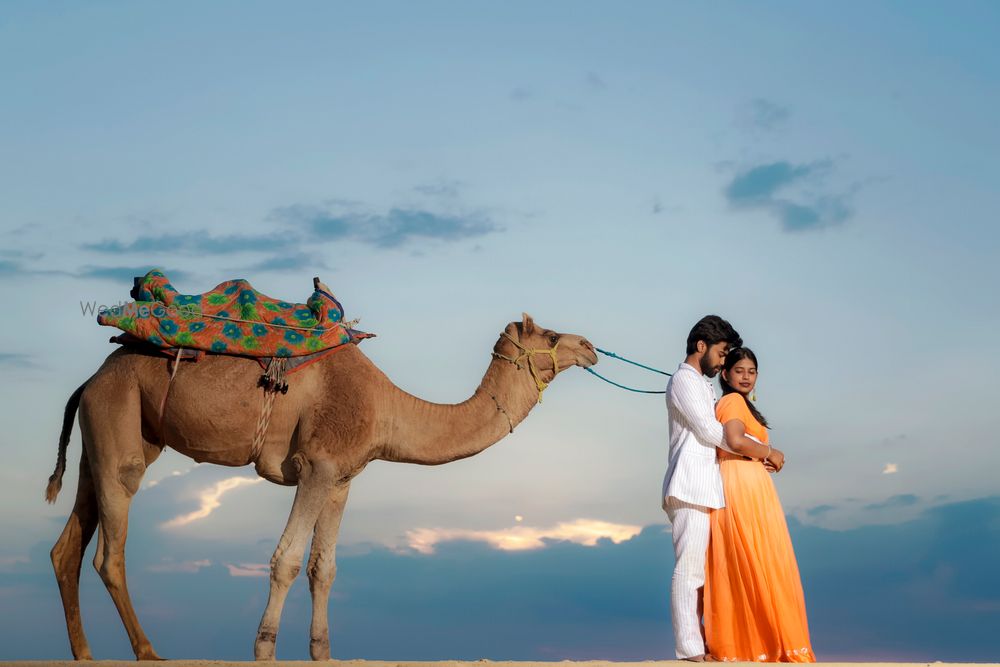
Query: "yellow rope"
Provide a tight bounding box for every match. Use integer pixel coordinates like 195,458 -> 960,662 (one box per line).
493,332 -> 560,403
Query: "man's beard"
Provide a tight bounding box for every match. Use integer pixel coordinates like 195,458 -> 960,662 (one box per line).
700,355 -> 719,377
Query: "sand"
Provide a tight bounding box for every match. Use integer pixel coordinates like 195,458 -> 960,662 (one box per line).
2,661 -> 997,667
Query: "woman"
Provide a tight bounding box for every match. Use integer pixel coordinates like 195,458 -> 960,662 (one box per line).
703,348 -> 814,662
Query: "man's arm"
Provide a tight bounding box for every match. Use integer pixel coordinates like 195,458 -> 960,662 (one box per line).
669,372 -> 738,454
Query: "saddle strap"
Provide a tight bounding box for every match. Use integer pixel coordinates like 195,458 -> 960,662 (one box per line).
158,347 -> 185,439
250,358 -> 289,460
250,390 -> 278,461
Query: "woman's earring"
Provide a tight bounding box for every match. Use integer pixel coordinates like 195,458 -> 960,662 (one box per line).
751,388 -> 757,402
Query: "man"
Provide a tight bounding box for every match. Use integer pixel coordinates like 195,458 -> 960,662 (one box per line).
663,315 -> 742,661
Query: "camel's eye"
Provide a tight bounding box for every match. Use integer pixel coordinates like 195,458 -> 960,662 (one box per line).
549,333 -> 559,345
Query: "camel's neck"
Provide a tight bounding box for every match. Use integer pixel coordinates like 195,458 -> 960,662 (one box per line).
376,354 -> 544,465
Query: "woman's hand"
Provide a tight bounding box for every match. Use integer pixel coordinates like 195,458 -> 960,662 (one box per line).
765,447 -> 785,472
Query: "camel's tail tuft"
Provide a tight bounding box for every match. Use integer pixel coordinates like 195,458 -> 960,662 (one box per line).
45,381 -> 88,504
45,472 -> 63,504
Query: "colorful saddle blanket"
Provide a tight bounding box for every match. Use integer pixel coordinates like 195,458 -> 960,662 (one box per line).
97,269 -> 373,357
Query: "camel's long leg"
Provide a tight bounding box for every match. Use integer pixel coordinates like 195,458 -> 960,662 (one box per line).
91,439 -> 161,577
91,470 -> 160,660
254,457 -> 340,661
82,392 -> 161,661
306,481 -> 351,660
50,450 -> 99,660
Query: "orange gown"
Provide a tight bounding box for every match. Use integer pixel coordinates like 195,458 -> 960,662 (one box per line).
704,394 -> 814,662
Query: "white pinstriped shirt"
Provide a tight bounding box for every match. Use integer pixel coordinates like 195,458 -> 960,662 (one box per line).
661,362 -> 736,511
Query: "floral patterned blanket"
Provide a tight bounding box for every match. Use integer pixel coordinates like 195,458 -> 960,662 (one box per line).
97,269 -> 373,357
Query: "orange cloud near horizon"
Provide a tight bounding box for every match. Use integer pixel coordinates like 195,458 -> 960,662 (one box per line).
405,518 -> 644,554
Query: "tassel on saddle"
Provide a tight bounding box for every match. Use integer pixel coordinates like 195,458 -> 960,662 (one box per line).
258,357 -> 289,394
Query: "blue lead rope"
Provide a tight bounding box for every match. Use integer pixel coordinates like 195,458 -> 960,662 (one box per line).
584,347 -> 671,394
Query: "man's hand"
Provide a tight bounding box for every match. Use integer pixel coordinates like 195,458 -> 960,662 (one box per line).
765,447 -> 785,473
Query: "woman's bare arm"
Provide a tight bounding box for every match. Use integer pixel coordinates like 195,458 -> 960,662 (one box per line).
722,419 -> 772,460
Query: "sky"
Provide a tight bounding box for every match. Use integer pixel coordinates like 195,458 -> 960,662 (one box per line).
1,0 -> 999,661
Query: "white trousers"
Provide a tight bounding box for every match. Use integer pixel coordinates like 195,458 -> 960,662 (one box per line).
666,497 -> 711,659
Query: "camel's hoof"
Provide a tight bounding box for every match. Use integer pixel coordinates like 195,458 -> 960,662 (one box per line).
310,636 -> 331,661
135,645 -> 164,660
255,632 -> 277,661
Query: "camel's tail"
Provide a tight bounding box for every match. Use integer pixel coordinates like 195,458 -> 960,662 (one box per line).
45,381 -> 88,504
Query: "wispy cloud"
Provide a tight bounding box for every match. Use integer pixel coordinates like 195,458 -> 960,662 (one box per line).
81,231 -> 298,256
145,466 -> 198,490
651,197 -> 681,216
509,86 -> 534,102
738,98 -> 791,133
0,353 -> 37,370
224,562 -> 269,577
806,504 -> 836,518
726,160 -> 827,203
864,493 -> 919,511
0,555 -> 30,572
147,559 -> 211,574
414,180 -> 466,199
238,251 -> 327,274
405,518 -> 643,554
162,476 -> 264,528
0,259 -> 186,284
0,259 -> 71,280
585,71 -> 607,90
74,265 -> 191,283
272,204 -> 501,249
0,248 -> 44,261
723,159 -> 853,232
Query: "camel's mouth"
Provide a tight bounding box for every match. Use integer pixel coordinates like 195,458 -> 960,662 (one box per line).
579,349 -> 599,368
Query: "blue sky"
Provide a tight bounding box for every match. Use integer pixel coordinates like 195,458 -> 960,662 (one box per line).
1,0 -> 999,661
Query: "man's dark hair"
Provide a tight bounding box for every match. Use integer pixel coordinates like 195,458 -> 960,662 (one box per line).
685,315 -> 742,355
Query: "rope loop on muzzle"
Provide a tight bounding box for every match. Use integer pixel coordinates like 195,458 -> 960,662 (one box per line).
492,331 -> 560,403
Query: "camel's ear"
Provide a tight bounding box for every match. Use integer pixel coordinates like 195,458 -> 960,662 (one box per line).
521,312 -> 536,336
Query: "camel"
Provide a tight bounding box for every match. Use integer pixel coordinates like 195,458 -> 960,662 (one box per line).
45,312 -> 597,661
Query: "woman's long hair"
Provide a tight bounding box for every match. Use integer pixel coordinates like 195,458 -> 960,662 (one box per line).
720,347 -> 769,429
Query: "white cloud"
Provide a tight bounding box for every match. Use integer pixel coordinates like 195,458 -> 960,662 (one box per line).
405,518 -> 643,554
225,562 -> 269,578
161,476 -> 264,528
883,463 -> 899,475
145,465 -> 197,489
147,559 -> 211,573
0,555 -> 29,572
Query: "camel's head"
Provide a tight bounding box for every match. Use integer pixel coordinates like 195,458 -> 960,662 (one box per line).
494,313 -> 598,389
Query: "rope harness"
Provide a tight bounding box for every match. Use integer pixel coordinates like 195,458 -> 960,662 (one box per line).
491,331 -> 560,403
489,393 -> 515,434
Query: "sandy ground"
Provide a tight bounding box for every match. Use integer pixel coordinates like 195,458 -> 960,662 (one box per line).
2,661 -> 997,667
